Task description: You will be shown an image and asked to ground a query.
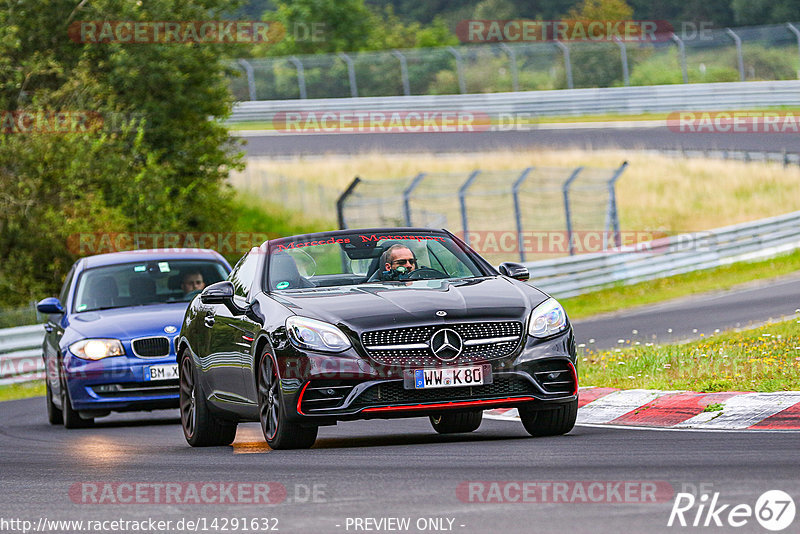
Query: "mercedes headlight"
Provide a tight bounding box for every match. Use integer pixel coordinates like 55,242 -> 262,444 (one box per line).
69,339 -> 125,360
285,316 -> 352,353
528,298 -> 568,338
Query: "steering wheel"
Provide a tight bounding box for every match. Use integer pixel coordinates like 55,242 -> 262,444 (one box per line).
405,267 -> 447,280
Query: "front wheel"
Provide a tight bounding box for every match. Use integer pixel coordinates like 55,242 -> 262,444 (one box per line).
519,400 -> 578,437
61,377 -> 93,429
179,354 -> 237,447
257,353 -> 317,450
429,410 -> 483,434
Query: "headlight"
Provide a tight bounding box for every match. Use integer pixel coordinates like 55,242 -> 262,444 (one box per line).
528,298 -> 568,338
285,316 -> 352,353
69,339 -> 125,360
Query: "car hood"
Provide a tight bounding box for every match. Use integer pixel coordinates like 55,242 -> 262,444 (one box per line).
273,276 -> 547,331
67,303 -> 187,341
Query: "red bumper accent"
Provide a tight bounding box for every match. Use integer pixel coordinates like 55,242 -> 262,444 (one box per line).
362,396 -> 540,413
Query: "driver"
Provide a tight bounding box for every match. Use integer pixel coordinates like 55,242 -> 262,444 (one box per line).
379,244 -> 417,281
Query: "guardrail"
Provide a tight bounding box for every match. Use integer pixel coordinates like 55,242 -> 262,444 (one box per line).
229,80 -> 800,124
526,210 -> 800,298
0,324 -> 45,386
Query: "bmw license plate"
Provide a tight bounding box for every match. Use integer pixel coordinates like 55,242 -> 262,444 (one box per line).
146,364 -> 179,381
404,364 -> 493,390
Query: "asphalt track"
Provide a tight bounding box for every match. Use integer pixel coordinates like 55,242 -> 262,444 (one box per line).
572,273 -> 800,349
239,125 -> 800,156
1,396 -> 799,534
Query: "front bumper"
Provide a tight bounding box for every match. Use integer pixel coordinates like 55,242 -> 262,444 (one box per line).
63,352 -> 179,412
276,328 -> 577,424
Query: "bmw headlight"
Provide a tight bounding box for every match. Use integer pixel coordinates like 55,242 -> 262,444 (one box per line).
528,298 -> 568,338
285,316 -> 352,353
69,339 -> 125,360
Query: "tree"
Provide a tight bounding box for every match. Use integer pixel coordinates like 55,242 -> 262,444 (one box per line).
0,0 -> 245,306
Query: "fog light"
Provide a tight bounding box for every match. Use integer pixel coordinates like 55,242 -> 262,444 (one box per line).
546,372 -> 561,380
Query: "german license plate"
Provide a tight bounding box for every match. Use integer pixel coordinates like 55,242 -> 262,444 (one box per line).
146,364 -> 178,381
404,364 -> 493,390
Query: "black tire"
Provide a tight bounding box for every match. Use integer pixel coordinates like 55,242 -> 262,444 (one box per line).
429,410 -> 483,434
519,400 -> 578,437
257,352 -> 317,450
179,354 -> 237,447
61,377 -> 93,429
46,379 -> 63,425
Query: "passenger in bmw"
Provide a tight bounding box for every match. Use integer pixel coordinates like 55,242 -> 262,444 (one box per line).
379,244 -> 418,281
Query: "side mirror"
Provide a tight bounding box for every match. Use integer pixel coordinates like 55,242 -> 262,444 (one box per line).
37,297 -> 65,315
499,262 -> 530,282
200,281 -> 235,304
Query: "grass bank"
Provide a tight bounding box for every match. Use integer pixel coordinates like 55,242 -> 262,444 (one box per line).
580,319 -> 800,392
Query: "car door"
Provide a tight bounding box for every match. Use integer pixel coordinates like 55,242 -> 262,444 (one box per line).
44,265 -> 75,400
205,250 -> 260,408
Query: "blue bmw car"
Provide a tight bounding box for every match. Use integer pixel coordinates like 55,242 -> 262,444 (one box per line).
37,249 -> 231,428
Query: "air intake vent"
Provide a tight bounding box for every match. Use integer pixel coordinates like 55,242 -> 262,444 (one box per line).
132,337 -> 170,358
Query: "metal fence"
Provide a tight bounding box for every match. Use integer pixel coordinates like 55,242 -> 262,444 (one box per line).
525,209 -> 800,299
230,22 -> 800,101
228,80 -> 800,123
229,166 -> 340,222
0,324 -> 44,385
336,163 -> 628,264
653,148 -> 800,167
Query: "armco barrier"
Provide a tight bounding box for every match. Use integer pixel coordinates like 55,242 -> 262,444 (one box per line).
0,324 -> 45,386
526,210 -> 800,298
229,80 -> 800,123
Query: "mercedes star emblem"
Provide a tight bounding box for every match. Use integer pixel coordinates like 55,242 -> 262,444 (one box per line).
435,310 -> 447,317
430,328 -> 463,361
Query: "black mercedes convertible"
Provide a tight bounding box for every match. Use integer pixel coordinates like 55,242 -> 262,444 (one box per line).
177,228 -> 577,449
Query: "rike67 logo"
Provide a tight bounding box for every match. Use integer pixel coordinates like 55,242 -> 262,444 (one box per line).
668,490 -> 795,531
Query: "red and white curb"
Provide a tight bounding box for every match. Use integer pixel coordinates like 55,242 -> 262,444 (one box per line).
484,387 -> 800,430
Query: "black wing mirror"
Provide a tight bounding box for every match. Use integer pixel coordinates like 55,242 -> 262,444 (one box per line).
37,297 -> 65,315
200,281 -> 235,304
499,262 -> 530,281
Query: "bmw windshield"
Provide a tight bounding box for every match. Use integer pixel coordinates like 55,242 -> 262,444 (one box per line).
73,259 -> 229,312
267,230 -> 488,291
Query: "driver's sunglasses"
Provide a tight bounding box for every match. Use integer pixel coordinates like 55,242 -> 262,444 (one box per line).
392,258 -> 417,266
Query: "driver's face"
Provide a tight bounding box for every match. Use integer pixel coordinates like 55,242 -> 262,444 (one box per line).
385,248 -> 417,273
181,274 -> 204,294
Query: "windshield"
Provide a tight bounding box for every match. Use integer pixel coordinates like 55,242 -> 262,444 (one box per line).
73,259 -> 229,312
267,231 -> 486,291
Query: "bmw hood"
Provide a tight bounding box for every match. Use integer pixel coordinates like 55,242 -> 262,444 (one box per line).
68,303 -> 187,341
274,276 -> 547,332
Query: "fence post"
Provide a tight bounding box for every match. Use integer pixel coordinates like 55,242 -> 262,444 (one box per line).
447,46 -> 467,94
512,167 -> 533,262
288,56 -> 307,99
725,28 -> 745,81
606,161 -> 629,248
392,50 -> 411,96
613,36 -> 630,86
788,23 -> 800,77
337,177 -> 362,230
337,52 -> 358,98
670,33 -> 688,83
237,59 -> 257,100
403,173 -> 426,226
562,167 -> 583,256
499,43 -> 519,92
554,41 -> 573,89
459,171 -> 481,245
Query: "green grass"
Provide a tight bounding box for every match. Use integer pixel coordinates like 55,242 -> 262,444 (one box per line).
562,249 -> 800,320
580,319 -> 800,392
0,381 -> 45,402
